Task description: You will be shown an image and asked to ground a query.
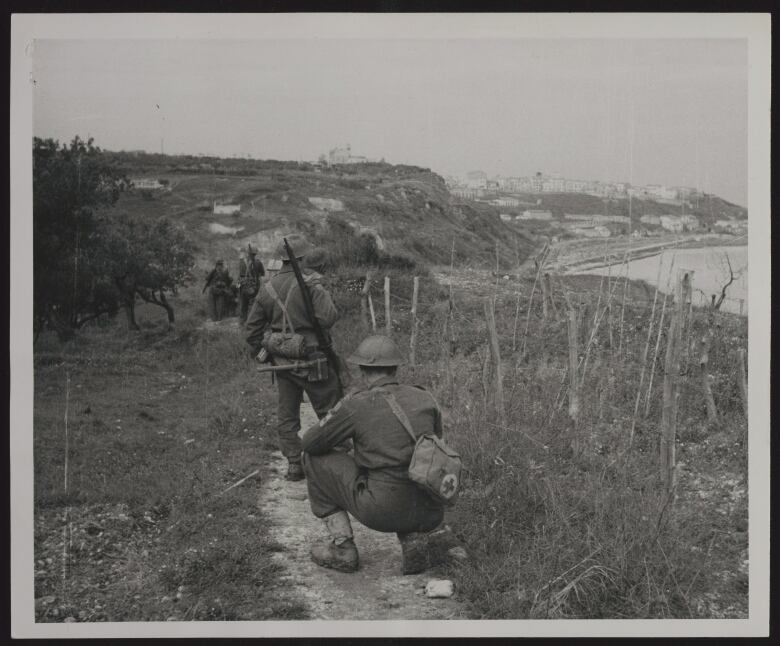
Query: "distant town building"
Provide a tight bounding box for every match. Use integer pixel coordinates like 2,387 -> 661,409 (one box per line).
517,209 -> 553,221
659,215 -> 684,232
499,213 -> 514,222
680,214 -> 700,230
465,171 -> 488,189
213,202 -> 241,215
492,197 -> 521,207
451,187 -> 484,200
572,226 -> 611,238
565,214 -> 628,225
542,176 -> 566,192
639,214 -> 661,225
564,179 -> 589,193
714,219 -> 747,233
131,178 -> 166,190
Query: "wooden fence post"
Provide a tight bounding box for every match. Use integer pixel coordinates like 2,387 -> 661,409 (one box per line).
699,329 -> 718,423
409,276 -> 419,366
367,293 -> 377,333
737,348 -> 748,419
567,308 -> 580,453
384,276 -> 391,336
660,311 -> 681,492
360,271 -> 373,332
547,273 -> 559,318
541,272 -> 550,320
484,297 -> 506,427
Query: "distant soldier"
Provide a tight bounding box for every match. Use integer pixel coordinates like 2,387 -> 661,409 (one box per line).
238,245 -> 266,325
245,233 -> 343,481
300,335 -> 459,574
202,259 -> 233,321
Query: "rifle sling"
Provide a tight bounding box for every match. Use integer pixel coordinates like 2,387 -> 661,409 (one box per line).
375,389 -> 418,446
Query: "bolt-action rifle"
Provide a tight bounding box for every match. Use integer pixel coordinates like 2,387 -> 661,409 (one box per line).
283,238 -> 349,391
256,357 -> 325,377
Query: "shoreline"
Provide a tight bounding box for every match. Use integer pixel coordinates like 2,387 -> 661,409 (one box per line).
557,234 -> 747,274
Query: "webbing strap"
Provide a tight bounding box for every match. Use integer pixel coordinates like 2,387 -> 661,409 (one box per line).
265,281 -> 297,334
376,390 -> 418,445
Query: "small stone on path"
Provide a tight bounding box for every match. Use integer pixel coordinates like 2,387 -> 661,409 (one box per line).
425,579 -> 455,598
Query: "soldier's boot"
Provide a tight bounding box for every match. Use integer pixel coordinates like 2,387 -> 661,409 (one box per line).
285,459 -> 305,482
310,510 -> 359,573
398,524 -> 463,575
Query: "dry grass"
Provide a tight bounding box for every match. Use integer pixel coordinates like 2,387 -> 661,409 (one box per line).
33,302 -> 309,622
33,262 -> 749,621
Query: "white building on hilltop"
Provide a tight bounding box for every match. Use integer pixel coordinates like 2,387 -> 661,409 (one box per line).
327,144 -> 373,165
131,178 -> 166,190
213,202 -> 241,216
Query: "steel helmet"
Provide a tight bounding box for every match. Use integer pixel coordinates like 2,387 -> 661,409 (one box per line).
347,335 -> 405,367
275,233 -> 312,260
304,247 -> 329,271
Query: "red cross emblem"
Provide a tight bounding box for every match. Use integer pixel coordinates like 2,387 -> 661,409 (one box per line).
440,474 -> 458,497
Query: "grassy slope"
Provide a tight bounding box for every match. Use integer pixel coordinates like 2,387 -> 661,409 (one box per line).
33,300 -> 308,621
503,192 -> 747,224
105,156 -> 537,274
329,265 -> 748,619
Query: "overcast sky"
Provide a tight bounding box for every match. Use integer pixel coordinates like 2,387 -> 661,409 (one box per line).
33,38 -> 747,206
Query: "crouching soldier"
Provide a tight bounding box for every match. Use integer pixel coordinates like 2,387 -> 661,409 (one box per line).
245,233 -> 344,481
300,335 -> 460,575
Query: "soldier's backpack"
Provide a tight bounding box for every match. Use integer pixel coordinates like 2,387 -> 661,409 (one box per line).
239,260 -> 259,296
261,282 -> 308,360
379,390 -> 462,507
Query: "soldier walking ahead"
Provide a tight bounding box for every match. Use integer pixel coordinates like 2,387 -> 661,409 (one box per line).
238,245 -> 266,325
245,233 -> 344,481
202,259 -> 233,321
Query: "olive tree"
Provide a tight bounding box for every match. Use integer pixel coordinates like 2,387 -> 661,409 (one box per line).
33,136 -> 127,339
100,214 -> 196,330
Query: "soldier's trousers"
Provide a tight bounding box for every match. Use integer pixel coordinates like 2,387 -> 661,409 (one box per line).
276,370 -> 342,462
302,451 -> 444,534
239,291 -> 258,324
208,289 -> 226,321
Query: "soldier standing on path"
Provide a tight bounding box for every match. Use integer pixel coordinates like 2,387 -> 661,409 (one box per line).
202,259 -> 233,321
245,233 -> 344,481
300,335 -> 459,575
238,245 -> 266,325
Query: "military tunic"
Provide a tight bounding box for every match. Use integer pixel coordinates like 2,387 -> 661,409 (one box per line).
245,265 -> 343,461
301,376 -> 445,534
238,257 -> 266,323
204,267 -> 233,321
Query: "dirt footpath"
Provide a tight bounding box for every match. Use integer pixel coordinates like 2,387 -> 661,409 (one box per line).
258,403 -> 467,620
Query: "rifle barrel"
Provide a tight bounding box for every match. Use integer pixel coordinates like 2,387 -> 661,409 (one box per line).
256,361 -> 315,373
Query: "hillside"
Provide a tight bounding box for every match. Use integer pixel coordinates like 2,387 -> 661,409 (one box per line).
498,191 -> 747,224
102,152 -> 537,273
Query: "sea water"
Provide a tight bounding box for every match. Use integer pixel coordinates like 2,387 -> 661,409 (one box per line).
576,245 -> 748,315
